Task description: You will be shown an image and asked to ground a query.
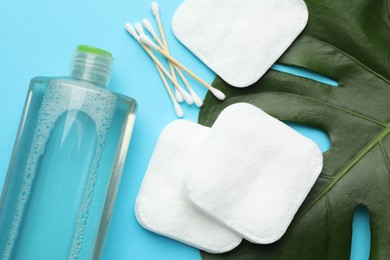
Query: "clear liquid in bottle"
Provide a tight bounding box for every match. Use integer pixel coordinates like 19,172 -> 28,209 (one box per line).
0,46 -> 137,259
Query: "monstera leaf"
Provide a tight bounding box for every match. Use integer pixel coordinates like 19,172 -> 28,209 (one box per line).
198,0 -> 390,259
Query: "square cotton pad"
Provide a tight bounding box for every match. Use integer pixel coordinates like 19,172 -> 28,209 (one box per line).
172,0 -> 308,87
185,103 -> 323,244
135,120 -> 242,253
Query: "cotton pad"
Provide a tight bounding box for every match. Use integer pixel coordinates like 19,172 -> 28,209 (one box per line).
186,103 -> 323,244
135,120 -> 242,253
172,0 -> 308,87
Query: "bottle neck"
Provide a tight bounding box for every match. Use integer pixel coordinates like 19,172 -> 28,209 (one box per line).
70,48 -> 113,87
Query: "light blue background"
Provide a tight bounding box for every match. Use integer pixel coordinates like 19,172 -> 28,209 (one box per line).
0,0 -> 370,259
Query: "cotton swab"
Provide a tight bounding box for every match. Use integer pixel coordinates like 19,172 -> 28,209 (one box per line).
139,34 -> 226,100
155,65 -> 184,117
150,3 -> 186,102
125,23 -> 184,117
175,68 -> 203,107
134,23 -> 185,104
134,23 -> 147,40
125,23 -> 140,41
142,19 -> 164,47
135,24 -> 193,105
151,2 -> 168,51
142,18 -> 203,107
142,16 -> 179,101
127,24 -> 182,95
133,23 -> 193,105
134,23 -> 183,102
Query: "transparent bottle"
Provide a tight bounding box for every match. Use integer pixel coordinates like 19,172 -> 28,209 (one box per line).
0,45 -> 137,259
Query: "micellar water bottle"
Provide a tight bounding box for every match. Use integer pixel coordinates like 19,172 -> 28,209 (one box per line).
0,45 -> 137,259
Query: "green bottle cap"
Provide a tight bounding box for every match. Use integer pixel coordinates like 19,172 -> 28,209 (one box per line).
77,45 -> 112,57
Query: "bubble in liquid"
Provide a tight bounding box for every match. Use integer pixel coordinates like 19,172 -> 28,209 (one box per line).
3,80 -> 117,260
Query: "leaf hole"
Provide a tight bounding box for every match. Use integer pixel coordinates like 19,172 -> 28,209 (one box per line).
272,64 -> 339,87
285,122 -> 331,153
350,205 -> 371,260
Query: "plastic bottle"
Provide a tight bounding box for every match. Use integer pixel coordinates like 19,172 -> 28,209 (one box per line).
0,45 -> 137,259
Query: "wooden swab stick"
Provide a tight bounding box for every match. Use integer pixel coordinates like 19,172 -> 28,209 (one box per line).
150,5 -> 178,81
142,19 -> 165,49
149,5 -> 181,101
150,5 -> 225,100
155,64 -> 184,117
151,3 -> 170,57
143,18 -> 203,107
139,34 -> 226,100
125,23 -> 186,117
175,67 -> 203,107
134,23 -> 187,104
132,23 -> 193,105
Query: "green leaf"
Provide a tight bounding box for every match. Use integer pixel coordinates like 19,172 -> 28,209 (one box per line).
198,0 -> 390,259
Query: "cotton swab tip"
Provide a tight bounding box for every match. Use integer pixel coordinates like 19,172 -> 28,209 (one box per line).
188,88 -> 203,107
173,102 -> 184,118
175,89 -> 184,103
151,2 -> 160,17
180,89 -> 194,105
210,87 -> 226,100
139,34 -> 158,50
135,22 -> 145,35
142,19 -> 158,38
125,23 -> 139,41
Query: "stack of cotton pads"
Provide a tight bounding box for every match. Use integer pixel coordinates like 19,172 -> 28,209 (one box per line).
135,103 -> 323,253
172,0 -> 309,87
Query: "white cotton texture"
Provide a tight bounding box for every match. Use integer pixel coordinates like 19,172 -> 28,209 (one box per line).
185,103 -> 323,244
135,120 -> 242,253
172,0 -> 308,87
